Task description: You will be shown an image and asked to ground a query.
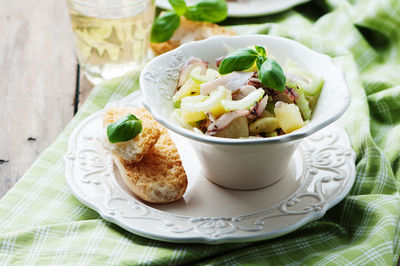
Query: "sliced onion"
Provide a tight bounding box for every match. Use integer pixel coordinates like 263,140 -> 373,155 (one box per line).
176,57 -> 208,91
255,95 -> 269,116
200,71 -> 254,96
232,85 -> 256,100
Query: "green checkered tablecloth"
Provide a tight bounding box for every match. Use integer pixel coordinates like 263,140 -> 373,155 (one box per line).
1,0 -> 400,264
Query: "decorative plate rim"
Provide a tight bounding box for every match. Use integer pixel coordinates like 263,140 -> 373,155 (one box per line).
64,92 -> 356,244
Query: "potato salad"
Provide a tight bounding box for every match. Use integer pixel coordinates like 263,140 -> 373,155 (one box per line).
171,46 -> 323,138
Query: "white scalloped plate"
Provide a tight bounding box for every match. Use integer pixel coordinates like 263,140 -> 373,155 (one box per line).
156,0 -> 309,17
64,91 -> 356,244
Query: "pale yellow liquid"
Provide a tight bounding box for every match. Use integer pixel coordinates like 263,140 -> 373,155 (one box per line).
68,0 -> 155,84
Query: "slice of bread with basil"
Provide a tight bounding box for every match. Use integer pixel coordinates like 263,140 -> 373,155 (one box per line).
103,107 -> 188,203
103,107 -> 161,164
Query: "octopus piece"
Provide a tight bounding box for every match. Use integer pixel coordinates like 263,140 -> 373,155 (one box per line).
198,113 -> 216,132
206,110 -> 250,136
272,88 -> 299,104
255,95 -> 269,117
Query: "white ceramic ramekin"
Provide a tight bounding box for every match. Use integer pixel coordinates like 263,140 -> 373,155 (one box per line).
140,35 -> 350,190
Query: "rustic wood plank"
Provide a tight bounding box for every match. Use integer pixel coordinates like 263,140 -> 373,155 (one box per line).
78,70 -> 95,109
0,0 -> 78,198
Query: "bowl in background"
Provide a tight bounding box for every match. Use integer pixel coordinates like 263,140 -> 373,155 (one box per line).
140,35 -> 350,190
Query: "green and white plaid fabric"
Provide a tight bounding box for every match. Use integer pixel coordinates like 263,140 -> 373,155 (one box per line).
1,0 -> 400,264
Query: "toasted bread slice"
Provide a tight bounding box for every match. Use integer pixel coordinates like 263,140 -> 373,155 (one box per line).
151,16 -> 236,55
114,126 -> 188,203
103,107 -> 161,164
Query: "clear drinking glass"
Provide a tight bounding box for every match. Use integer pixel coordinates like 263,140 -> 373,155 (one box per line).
66,0 -> 155,84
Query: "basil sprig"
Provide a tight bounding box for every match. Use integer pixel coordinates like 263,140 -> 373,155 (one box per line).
151,11 -> 181,43
151,0 -> 228,43
184,0 -> 228,23
218,45 -> 286,92
107,114 -> 143,144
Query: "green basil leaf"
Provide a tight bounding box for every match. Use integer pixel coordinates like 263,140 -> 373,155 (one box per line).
218,48 -> 258,74
256,56 -> 265,70
169,0 -> 187,15
151,11 -> 181,43
107,114 -> 143,143
259,58 -> 286,92
255,45 -> 266,57
184,0 -> 227,23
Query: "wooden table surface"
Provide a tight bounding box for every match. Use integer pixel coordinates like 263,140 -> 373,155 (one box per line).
0,0 -> 94,199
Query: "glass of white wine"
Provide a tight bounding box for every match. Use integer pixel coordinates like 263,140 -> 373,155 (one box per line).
66,0 -> 155,84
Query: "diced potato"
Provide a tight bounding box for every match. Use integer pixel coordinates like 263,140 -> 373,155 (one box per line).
214,117 -> 249,138
181,108 -> 207,123
274,101 -> 305,133
249,117 -> 279,135
173,79 -> 200,102
181,95 -> 207,123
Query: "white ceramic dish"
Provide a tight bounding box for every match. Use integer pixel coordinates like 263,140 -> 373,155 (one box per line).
156,0 -> 310,17
140,35 -> 350,189
64,91 -> 356,244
